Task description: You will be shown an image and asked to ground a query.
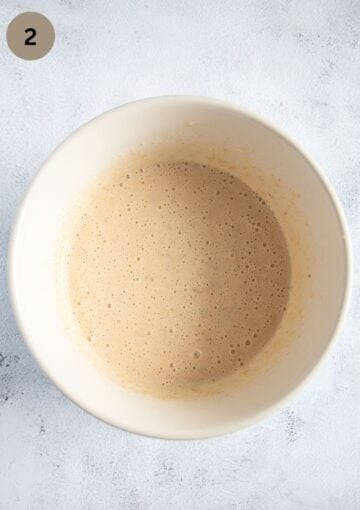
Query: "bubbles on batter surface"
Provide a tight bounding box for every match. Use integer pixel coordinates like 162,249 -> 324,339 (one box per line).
67,160 -> 291,398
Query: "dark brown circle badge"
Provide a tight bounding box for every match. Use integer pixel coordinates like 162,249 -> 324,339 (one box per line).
6,12 -> 55,60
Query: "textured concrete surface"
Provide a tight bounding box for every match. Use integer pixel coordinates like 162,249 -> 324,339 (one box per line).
0,1 -> 359,508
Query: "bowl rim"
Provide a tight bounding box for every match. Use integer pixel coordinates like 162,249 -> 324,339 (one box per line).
7,95 -> 353,440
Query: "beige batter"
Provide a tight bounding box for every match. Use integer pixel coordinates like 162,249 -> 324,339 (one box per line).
63,161 -> 291,398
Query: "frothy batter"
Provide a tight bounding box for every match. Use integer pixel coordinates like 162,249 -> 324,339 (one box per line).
63,161 -> 291,398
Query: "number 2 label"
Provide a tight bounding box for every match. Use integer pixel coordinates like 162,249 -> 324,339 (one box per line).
24,28 -> 37,45
7,12 -> 54,60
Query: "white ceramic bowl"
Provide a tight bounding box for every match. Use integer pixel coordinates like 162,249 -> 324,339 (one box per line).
9,96 -> 351,439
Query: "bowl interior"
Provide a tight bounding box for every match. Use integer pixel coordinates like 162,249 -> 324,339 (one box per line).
9,97 -> 350,438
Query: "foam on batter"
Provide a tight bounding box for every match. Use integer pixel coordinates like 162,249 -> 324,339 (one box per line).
64,161 -> 291,398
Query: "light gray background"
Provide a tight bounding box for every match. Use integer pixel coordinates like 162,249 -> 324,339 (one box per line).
0,1 -> 359,508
